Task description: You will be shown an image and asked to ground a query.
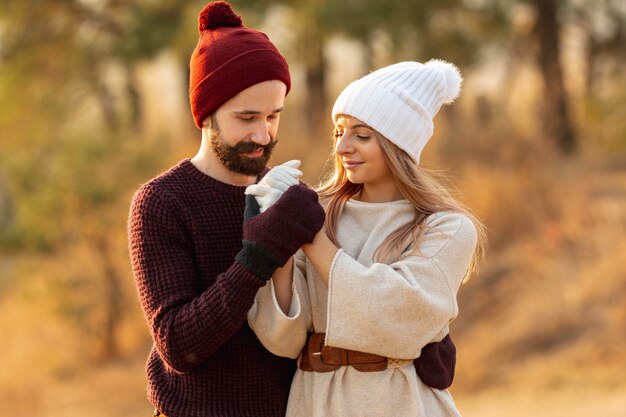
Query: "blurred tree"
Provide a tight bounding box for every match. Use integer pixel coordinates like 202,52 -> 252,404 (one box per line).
568,0 -> 626,97
462,0 -> 607,155
0,0 -> 181,361
234,0 -> 332,138
236,0 -> 499,140
524,0 -> 625,154
2,0 -> 623,367
530,0 -> 576,154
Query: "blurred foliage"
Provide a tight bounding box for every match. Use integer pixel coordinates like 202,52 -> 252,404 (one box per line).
0,2 -> 170,250
0,0 -> 625,380
0,3 -> 625,416
238,0 -> 509,65
0,0 -> 176,363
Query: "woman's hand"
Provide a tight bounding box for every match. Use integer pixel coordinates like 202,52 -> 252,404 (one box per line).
245,160 -> 302,213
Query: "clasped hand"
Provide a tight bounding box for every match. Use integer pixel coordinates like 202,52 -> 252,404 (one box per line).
245,160 -> 302,212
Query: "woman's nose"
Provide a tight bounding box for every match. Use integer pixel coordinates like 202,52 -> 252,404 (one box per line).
335,135 -> 353,155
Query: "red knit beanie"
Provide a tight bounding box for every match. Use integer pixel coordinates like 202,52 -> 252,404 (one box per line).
189,1 -> 291,128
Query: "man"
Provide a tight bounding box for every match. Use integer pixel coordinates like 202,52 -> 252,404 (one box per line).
128,2 -> 324,416
129,2 -> 455,417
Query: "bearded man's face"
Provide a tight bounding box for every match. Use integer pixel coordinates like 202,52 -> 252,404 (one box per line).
208,114 -> 277,176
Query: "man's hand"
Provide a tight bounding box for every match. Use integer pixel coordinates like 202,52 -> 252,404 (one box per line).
236,184 -> 325,280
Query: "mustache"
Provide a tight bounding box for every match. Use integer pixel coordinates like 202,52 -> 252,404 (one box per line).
231,138 -> 278,154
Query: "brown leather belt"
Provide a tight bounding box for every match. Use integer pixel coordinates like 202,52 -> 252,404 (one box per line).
299,333 -> 391,372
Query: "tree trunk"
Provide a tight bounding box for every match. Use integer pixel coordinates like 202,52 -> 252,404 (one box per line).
302,26 -> 328,141
125,62 -> 143,134
584,32 -> 597,98
0,177 -> 14,229
95,235 -> 122,361
532,0 -> 576,154
96,81 -> 120,132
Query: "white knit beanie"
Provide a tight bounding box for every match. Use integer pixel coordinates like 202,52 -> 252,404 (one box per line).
331,59 -> 462,163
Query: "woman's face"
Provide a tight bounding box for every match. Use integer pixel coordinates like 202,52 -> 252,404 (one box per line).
334,115 -> 393,187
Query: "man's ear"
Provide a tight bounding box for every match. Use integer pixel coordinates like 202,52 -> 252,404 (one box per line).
202,113 -> 216,129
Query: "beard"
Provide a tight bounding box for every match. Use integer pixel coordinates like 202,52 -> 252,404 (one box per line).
209,118 -> 277,176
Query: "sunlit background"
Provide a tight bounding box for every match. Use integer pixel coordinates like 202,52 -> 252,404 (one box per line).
1,0 -> 625,416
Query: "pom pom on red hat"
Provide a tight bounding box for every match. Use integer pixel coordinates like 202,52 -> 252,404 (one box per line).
198,1 -> 243,31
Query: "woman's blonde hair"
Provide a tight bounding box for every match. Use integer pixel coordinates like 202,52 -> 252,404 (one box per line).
317,127 -> 486,281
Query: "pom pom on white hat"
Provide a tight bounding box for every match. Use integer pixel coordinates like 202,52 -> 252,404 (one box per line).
332,59 -> 462,163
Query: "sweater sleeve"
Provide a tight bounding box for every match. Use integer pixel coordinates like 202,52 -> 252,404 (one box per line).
128,184 -> 266,373
324,212 -> 477,359
247,250 -> 311,359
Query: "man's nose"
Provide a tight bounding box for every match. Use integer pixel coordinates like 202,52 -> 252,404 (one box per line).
249,121 -> 271,145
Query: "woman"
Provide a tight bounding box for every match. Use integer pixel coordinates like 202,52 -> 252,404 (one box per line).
247,60 -> 485,417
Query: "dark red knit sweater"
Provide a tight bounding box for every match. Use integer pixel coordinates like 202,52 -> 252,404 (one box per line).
128,159 -> 295,417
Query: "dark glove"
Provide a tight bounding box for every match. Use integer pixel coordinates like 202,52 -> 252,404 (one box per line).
414,333 -> 456,390
235,184 -> 325,280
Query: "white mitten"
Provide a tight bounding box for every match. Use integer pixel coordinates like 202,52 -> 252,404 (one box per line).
245,160 -> 302,213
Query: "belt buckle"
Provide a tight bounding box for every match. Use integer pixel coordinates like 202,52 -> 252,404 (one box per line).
308,334 -> 341,372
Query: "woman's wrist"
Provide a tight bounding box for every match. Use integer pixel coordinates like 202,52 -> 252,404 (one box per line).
301,231 -> 339,286
271,257 -> 294,314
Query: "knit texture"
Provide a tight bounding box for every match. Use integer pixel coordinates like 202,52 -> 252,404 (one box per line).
238,186 -> 325,275
249,199 -> 478,417
128,159 -> 295,417
189,1 -> 291,128
332,60 -> 462,163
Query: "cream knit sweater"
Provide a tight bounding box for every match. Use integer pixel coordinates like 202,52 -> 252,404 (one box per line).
248,198 -> 477,417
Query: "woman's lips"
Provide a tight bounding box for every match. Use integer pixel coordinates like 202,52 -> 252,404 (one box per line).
343,160 -> 363,170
